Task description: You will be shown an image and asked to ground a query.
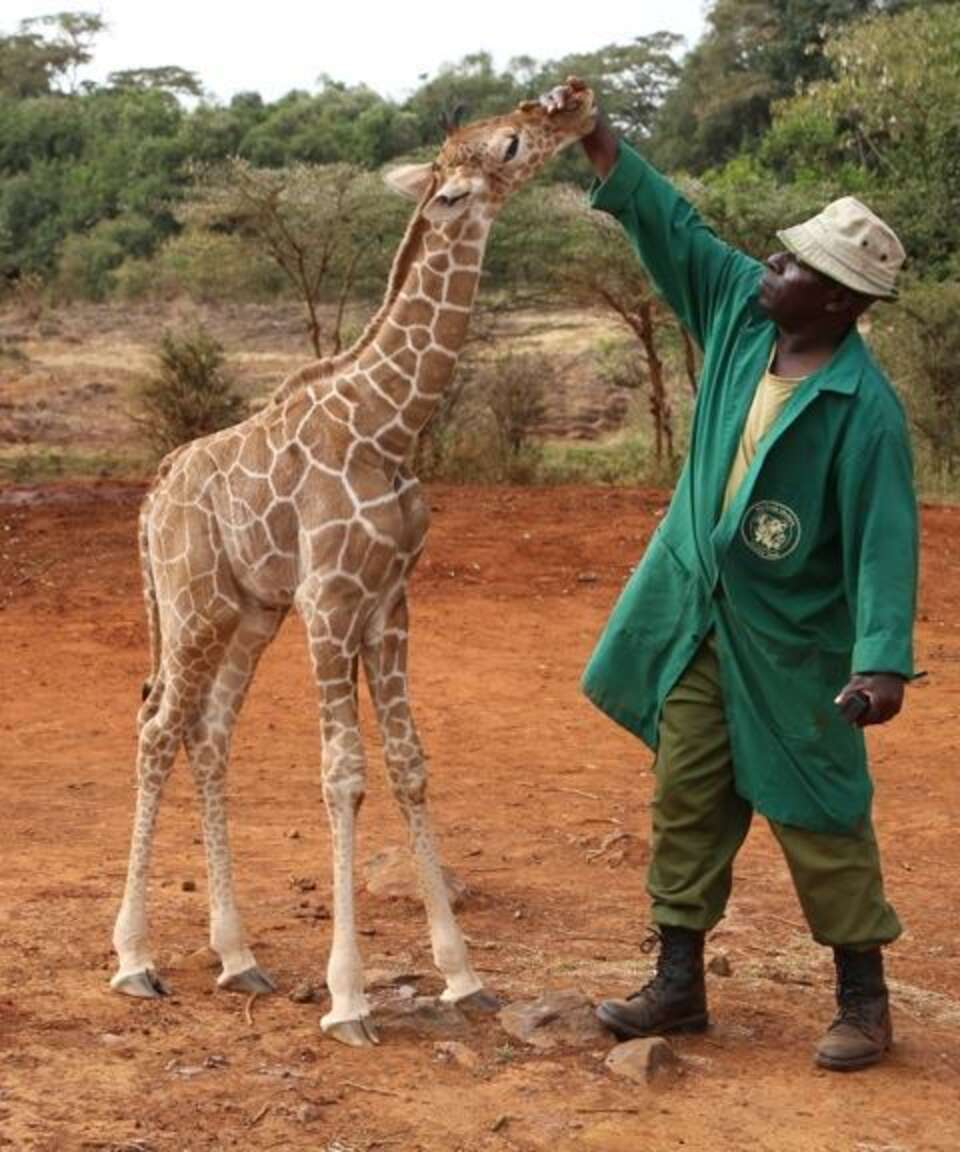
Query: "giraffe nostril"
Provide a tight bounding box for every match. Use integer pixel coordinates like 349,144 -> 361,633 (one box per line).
438,191 -> 469,208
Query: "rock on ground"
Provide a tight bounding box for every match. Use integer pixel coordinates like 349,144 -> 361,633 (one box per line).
605,1036 -> 679,1084
498,989 -> 607,1050
363,846 -> 467,908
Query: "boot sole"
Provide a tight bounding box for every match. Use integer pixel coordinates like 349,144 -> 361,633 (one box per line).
596,1003 -> 709,1041
815,1045 -> 889,1072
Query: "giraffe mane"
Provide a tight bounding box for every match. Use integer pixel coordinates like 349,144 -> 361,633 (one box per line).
268,172 -> 438,407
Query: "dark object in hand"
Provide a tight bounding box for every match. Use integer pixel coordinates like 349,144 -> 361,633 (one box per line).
837,690 -> 871,724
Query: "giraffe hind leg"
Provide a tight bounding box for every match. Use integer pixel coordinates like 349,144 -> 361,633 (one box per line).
362,600 -> 489,1009
184,604 -> 286,995
112,666 -> 190,997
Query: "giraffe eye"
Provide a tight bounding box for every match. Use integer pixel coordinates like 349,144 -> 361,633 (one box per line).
503,135 -> 520,162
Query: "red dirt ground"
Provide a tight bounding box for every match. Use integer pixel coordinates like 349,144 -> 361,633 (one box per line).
0,483 -> 958,1152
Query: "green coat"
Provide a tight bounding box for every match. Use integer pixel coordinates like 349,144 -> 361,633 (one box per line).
581,143 -> 918,835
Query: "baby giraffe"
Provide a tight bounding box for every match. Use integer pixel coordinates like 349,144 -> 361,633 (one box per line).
111,81 -> 596,1046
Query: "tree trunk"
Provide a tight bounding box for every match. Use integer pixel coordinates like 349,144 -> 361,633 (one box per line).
629,301 -> 675,465
681,327 -> 699,397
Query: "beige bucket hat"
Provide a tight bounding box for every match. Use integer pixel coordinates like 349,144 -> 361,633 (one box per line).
777,196 -> 906,299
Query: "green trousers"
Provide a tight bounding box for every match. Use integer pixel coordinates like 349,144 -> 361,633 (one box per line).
648,636 -> 901,948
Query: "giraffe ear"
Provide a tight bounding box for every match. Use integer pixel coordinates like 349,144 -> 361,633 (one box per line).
383,162 -> 434,201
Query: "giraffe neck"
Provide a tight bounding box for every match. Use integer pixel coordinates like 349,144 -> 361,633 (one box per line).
350,209 -> 492,463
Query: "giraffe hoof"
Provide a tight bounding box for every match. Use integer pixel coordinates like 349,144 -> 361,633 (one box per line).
111,969 -> 169,999
218,966 -> 276,996
455,988 -> 502,1014
324,1017 -> 380,1048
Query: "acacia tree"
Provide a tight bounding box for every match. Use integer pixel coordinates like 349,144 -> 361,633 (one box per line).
180,159 -> 408,356
528,185 -> 695,466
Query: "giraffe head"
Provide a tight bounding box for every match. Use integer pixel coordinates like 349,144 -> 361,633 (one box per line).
384,78 -> 595,223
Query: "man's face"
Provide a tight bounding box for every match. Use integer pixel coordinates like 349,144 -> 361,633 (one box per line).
757,251 -> 842,327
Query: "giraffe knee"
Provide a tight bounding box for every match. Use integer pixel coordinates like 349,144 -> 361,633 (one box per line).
323,771 -> 366,814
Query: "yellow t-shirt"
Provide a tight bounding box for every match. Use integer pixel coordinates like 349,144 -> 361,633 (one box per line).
722,359 -> 806,514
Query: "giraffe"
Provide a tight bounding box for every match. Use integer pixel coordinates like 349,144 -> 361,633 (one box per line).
110,80 -> 596,1047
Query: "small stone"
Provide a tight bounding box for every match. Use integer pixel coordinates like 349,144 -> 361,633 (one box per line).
183,946 -> 219,970
286,828 -> 301,840
172,1063 -> 205,1078
99,1032 -> 125,1048
181,879 -> 197,892
707,953 -> 732,977
290,875 -> 317,892
576,571 -> 599,583
289,981 -> 316,1003
605,1036 -> 679,1085
366,967 -> 426,990
433,1040 -> 480,1070
296,1102 -> 324,1124
363,846 -> 467,908
204,1054 -> 228,1069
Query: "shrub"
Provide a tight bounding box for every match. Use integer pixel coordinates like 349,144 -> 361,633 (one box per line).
155,229 -> 288,301
871,280 -> 960,496
132,325 -> 248,457
413,350 -> 549,484
55,214 -> 156,301
483,351 -> 547,482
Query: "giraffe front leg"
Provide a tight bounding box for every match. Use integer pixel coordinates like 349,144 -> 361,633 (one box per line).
363,605 -> 495,1013
396,768 -> 493,1008
322,765 -> 378,1046
303,611 -> 378,1047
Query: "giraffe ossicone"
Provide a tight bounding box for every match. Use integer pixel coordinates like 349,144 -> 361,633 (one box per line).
110,81 -> 596,1046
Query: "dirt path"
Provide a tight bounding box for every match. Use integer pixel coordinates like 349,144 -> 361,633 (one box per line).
0,484 -> 957,1152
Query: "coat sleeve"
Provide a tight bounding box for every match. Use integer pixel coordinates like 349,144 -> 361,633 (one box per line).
589,142 -> 761,350
837,425 -> 918,678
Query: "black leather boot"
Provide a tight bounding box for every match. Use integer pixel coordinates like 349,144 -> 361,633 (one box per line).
596,925 -> 708,1040
815,946 -> 892,1071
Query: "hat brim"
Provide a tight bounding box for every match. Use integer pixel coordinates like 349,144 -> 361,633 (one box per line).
777,224 -> 898,300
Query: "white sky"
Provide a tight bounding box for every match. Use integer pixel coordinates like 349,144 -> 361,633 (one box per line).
4,1 -> 708,103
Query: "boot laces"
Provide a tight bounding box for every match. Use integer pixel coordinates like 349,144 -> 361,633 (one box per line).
626,929 -> 665,1001
833,971 -> 887,1034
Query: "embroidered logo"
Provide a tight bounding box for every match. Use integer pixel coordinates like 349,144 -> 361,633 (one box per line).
741,500 -> 801,560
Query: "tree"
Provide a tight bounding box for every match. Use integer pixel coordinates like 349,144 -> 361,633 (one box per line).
651,0 -> 924,173
402,52 -> 523,147
180,159 -> 408,356
0,32 -> 75,98
107,67 -> 203,98
537,35 -> 684,143
759,3 -> 960,277
18,11 -> 105,93
871,280 -> 960,483
531,186 -> 692,466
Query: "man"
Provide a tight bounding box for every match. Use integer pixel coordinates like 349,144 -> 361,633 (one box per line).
542,86 -> 918,1071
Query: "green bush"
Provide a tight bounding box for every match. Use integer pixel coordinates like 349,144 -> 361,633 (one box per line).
870,280 -> 960,497
155,229 -> 288,301
54,213 -> 157,300
132,325 -> 248,457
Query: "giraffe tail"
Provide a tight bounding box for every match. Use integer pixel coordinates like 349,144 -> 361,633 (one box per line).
138,495 -> 163,716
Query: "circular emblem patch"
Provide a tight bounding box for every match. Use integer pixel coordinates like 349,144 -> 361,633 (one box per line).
741,500 -> 801,560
